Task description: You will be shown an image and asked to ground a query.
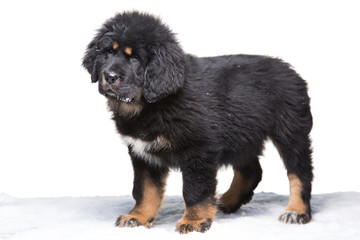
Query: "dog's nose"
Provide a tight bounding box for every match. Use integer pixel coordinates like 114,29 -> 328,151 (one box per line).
104,71 -> 120,84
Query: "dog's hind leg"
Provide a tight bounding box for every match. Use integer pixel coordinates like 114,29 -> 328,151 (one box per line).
218,159 -> 262,213
272,134 -> 313,224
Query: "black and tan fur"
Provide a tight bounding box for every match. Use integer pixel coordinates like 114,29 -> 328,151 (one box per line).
82,11 -> 313,233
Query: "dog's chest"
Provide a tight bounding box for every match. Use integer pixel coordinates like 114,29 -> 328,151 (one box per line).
121,135 -> 172,166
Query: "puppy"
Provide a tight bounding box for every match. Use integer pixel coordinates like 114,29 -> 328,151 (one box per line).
82,11 -> 313,233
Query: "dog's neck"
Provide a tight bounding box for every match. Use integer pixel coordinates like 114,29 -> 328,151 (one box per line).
107,98 -> 144,118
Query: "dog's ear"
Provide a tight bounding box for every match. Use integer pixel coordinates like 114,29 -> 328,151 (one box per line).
82,37 -> 101,83
143,42 -> 185,103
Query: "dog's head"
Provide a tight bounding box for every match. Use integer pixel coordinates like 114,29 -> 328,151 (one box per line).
82,12 -> 186,109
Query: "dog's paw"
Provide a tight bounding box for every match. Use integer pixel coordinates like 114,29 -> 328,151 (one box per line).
217,198 -> 242,214
279,211 -> 311,224
115,214 -> 154,228
175,218 -> 212,234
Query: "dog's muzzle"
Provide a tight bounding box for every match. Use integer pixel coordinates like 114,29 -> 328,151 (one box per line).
99,71 -> 135,103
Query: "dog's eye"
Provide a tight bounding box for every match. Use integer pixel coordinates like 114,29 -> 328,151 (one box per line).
95,46 -> 113,54
106,48 -> 115,54
96,46 -> 114,55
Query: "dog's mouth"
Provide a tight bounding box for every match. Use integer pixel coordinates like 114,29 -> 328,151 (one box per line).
101,89 -> 135,103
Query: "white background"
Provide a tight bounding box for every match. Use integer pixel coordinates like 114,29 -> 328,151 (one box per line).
0,0 -> 359,198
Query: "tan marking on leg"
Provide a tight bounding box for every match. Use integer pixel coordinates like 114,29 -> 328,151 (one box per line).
176,198 -> 217,234
116,171 -> 167,228
286,174 -> 307,214
219,169 -> 250,208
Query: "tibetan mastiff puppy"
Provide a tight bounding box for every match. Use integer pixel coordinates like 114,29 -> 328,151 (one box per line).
82,11 -> 313,233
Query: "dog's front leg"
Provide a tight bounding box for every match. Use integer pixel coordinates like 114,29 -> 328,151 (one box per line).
115,157 -> 168,228
176,156 -> 217,234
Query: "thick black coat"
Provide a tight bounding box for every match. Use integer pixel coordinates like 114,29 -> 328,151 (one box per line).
83,11 -> 313,233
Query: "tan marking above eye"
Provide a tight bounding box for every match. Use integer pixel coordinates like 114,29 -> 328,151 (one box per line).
124,47 -> 132,55
112,41 -> 119,50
